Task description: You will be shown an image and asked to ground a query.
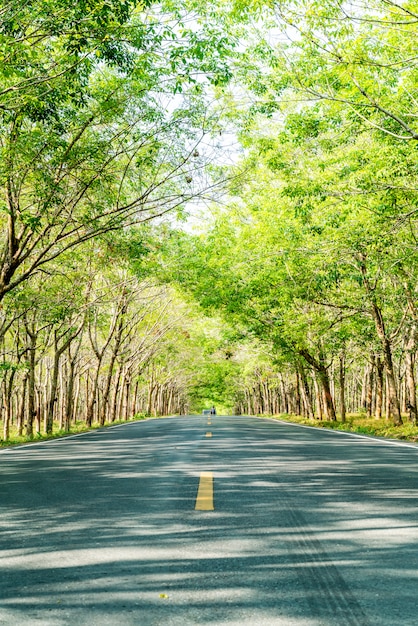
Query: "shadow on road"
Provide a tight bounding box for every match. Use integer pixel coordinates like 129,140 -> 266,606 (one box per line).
1,417 -> 417,625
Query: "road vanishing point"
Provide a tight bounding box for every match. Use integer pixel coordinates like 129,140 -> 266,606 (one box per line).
1,415 -> 418,625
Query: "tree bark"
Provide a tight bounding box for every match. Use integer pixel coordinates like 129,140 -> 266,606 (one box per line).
3,368 -> 16,441
375,357 -> 384,420
313,374 -> 323,420
64,339 -> 82,431
46,344 -> 60,435
298,362 -> 315,419
367,356 -> 375,418
111,368 -> 122,422
339,354 -> 347,423
17,372 -> 28,436
294,371 -> 301,416
25,319 -> 37,438
405,325 -> 417,424
279,375 -> 289,414
361,364 -> 369,413
86,360 -> 102,427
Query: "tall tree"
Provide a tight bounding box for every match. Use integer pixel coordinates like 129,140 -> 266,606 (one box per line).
0,0 -> 235,302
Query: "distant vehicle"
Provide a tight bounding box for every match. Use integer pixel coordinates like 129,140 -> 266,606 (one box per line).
202,409 -> 211,415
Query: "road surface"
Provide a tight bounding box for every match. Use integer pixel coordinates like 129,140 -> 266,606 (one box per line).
1,415 -> 418,625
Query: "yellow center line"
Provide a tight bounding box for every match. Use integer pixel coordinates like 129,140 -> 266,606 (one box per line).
195,471 -> 214,510
205,431 -> 212,437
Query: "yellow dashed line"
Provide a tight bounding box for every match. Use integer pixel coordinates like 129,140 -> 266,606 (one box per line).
195,472 -> 214,510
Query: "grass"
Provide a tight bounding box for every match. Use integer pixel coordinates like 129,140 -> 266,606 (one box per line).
0,412 -> 155,448
263,413 -> 418,442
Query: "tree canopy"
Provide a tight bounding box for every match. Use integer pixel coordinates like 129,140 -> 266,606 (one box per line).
1,0 -> 418,438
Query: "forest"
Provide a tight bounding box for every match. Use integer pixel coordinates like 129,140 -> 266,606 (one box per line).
1,0 -> 418,442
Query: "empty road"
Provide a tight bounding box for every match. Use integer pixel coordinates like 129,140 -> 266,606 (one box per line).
1,415 -> 418,625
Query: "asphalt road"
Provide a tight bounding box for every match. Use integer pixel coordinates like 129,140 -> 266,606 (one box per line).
1,415 -> 418,626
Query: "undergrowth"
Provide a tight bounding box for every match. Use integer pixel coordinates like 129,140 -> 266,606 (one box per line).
0,412 -> 155,448
267,414 -> 418,442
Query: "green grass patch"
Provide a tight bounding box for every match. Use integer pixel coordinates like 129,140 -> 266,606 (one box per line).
262,413 -> 418,442
0,412 -> 166,448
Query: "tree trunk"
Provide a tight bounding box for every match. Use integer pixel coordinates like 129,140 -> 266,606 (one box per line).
86,358 -> 103,427
382,337 -> 402,425
64,353 -> 77,431
294,371 -> 301,416
131,379 -> 139,416
147,380 -> 156,416
111,368 -> 122,422
46,348 -> 60,435
3,368 -> 16,441
17,373 -> 28,436
25,322 -> 37,438
116,368 -> 127,420
405,325 -> 417,424
280,375 -> 288,414
339,354 -> 346,423
313,375 -> 323,420
375,357 -> 384,420
361,365 -> 369,412
367,356 -> 375,418
298,363 -> 315,419
318,367 -> 337,421
34,386 -> 41,435
124,378 -> 131,420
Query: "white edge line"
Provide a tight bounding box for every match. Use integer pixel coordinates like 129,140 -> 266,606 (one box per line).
252,415 -> 418,451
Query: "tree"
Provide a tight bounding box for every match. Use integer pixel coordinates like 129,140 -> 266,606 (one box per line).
0,0 -> 236,303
